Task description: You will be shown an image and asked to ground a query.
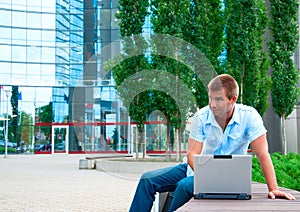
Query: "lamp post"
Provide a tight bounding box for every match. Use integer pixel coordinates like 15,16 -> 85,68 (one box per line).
3,87 -> 11,158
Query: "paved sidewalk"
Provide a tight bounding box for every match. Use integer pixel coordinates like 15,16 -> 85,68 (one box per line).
0,154 -> 140,212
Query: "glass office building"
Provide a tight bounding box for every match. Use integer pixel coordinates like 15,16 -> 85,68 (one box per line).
0,0 -> 117,154
0,0 -> 171,155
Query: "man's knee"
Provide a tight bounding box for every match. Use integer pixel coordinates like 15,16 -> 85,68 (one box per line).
176,177 -> 194,195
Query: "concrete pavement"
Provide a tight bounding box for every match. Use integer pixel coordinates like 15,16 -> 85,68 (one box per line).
0,154 -> 141,212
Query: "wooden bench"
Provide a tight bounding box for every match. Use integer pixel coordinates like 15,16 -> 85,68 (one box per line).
177,182 -> 300,211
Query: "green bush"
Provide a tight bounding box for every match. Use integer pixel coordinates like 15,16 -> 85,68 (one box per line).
252,152 -> 300,191
0,146 -> 17,154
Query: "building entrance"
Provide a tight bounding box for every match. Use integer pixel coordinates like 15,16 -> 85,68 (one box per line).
51,125 -> 69,154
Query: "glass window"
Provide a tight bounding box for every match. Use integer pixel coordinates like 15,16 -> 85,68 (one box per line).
27,29 -> 41,46
100,9 -> 111,29
0,1 -> 11,9
19,103 -> 35,125
12,46 -> 27,62
0,44 -> 11,61
12,11 -> 26,28
41,47 -> 55,63
41,64 -> 55,85
27,64 -> 41,76
27,29 -> 41,42
27,12 -> 41,29
111,9 -> 120,30
11,0 -> 26,10
0,62 -> 11,73
27,46 -> 41,63
35,87 -> 52,103
18,126 -> 35,151
12,63 -> 26,75
12,28 -> 26,45
0,10 -> 11,25
41,0 -> 55,13
41,64 -> 55,75
18,87 -> 36,116
27,74 -> 41,84
27,0 -> 41,12
42,13 -> 55,29
41,30 -> 55,42
0,27 -> 12,42
0,74 -> 11,85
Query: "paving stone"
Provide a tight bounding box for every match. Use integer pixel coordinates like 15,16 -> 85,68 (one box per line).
0,155 -> 140,212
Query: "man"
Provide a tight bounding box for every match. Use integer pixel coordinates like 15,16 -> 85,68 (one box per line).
129,74 -> 296,212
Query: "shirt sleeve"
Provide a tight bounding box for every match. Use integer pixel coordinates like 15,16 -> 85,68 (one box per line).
247,109 -> 267,142
189,113 -> 205,143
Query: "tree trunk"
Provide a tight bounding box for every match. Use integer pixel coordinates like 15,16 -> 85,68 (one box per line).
281,116 -> 287,155
175,128 -> 181,161
135,127 -> 139,159
142,125 -> 146,159
166,120 -> 171,160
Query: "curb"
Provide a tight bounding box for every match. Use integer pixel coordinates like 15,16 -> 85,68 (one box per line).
94,158 -> 178,174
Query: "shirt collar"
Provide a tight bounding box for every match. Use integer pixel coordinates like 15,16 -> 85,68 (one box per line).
229,104 -> 240,125
206,104 -> 240,126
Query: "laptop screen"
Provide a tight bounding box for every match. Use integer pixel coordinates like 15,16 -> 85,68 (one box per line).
194,155 -> 252,199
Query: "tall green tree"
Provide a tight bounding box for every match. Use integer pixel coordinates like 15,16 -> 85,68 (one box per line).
225,0 -> 271,116
112,0 -> 150,158
151,0 -> 193,160
150,0 -> 225,159
268,0 -> 300,154
185,0 -> 225,109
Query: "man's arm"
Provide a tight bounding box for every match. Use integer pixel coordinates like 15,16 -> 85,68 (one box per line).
251,133 -> 296,200
187,138 -> 203,171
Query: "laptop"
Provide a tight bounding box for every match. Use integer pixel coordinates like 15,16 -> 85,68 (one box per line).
194,154 -> 252,200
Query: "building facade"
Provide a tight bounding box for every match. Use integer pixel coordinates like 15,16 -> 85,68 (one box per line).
0,0 -> 123,154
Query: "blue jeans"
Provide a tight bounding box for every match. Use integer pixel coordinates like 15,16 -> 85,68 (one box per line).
129,163 -> 194,212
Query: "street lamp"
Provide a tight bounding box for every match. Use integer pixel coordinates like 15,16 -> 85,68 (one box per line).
3,87 -> 11,158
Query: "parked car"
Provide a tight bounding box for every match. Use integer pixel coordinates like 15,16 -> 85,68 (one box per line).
0,140 -> 16,148
8,142 -> 17,148
44,141 -> 51,151
17,145 -> 29,153
34,144 -> 44,152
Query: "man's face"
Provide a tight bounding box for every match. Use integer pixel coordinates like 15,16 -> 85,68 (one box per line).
208,89 -> 235,119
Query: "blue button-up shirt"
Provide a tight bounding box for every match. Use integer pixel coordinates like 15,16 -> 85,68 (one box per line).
186,103 -> 266,176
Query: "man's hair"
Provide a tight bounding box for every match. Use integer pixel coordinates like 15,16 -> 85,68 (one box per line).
208,74 -> 239,100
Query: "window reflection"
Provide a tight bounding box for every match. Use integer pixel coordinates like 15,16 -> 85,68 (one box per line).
0,63 -> 11,76
41,30 -> 55,42
27,13 -> 41,29
12,28 -> 26,44
0,10 -> 11,25
12,46 -> 26,62
27,0 -> 41,12
41,47 -> 55,63
0,44 -> 11,61
12,11 -> 26,27
41,14 -> 55,29
27,29 -> 42,43
26,65 -> 40,80
11,0 -> 26,10
27,46 -> 41,63
12,63 -> 26,76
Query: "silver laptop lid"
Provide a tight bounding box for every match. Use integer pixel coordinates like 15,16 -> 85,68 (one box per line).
194,155 -> 252,195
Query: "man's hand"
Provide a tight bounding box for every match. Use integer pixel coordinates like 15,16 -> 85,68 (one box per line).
268,189 -> 296,200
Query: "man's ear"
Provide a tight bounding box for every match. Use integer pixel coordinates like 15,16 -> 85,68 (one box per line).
232,96 -> 238,103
